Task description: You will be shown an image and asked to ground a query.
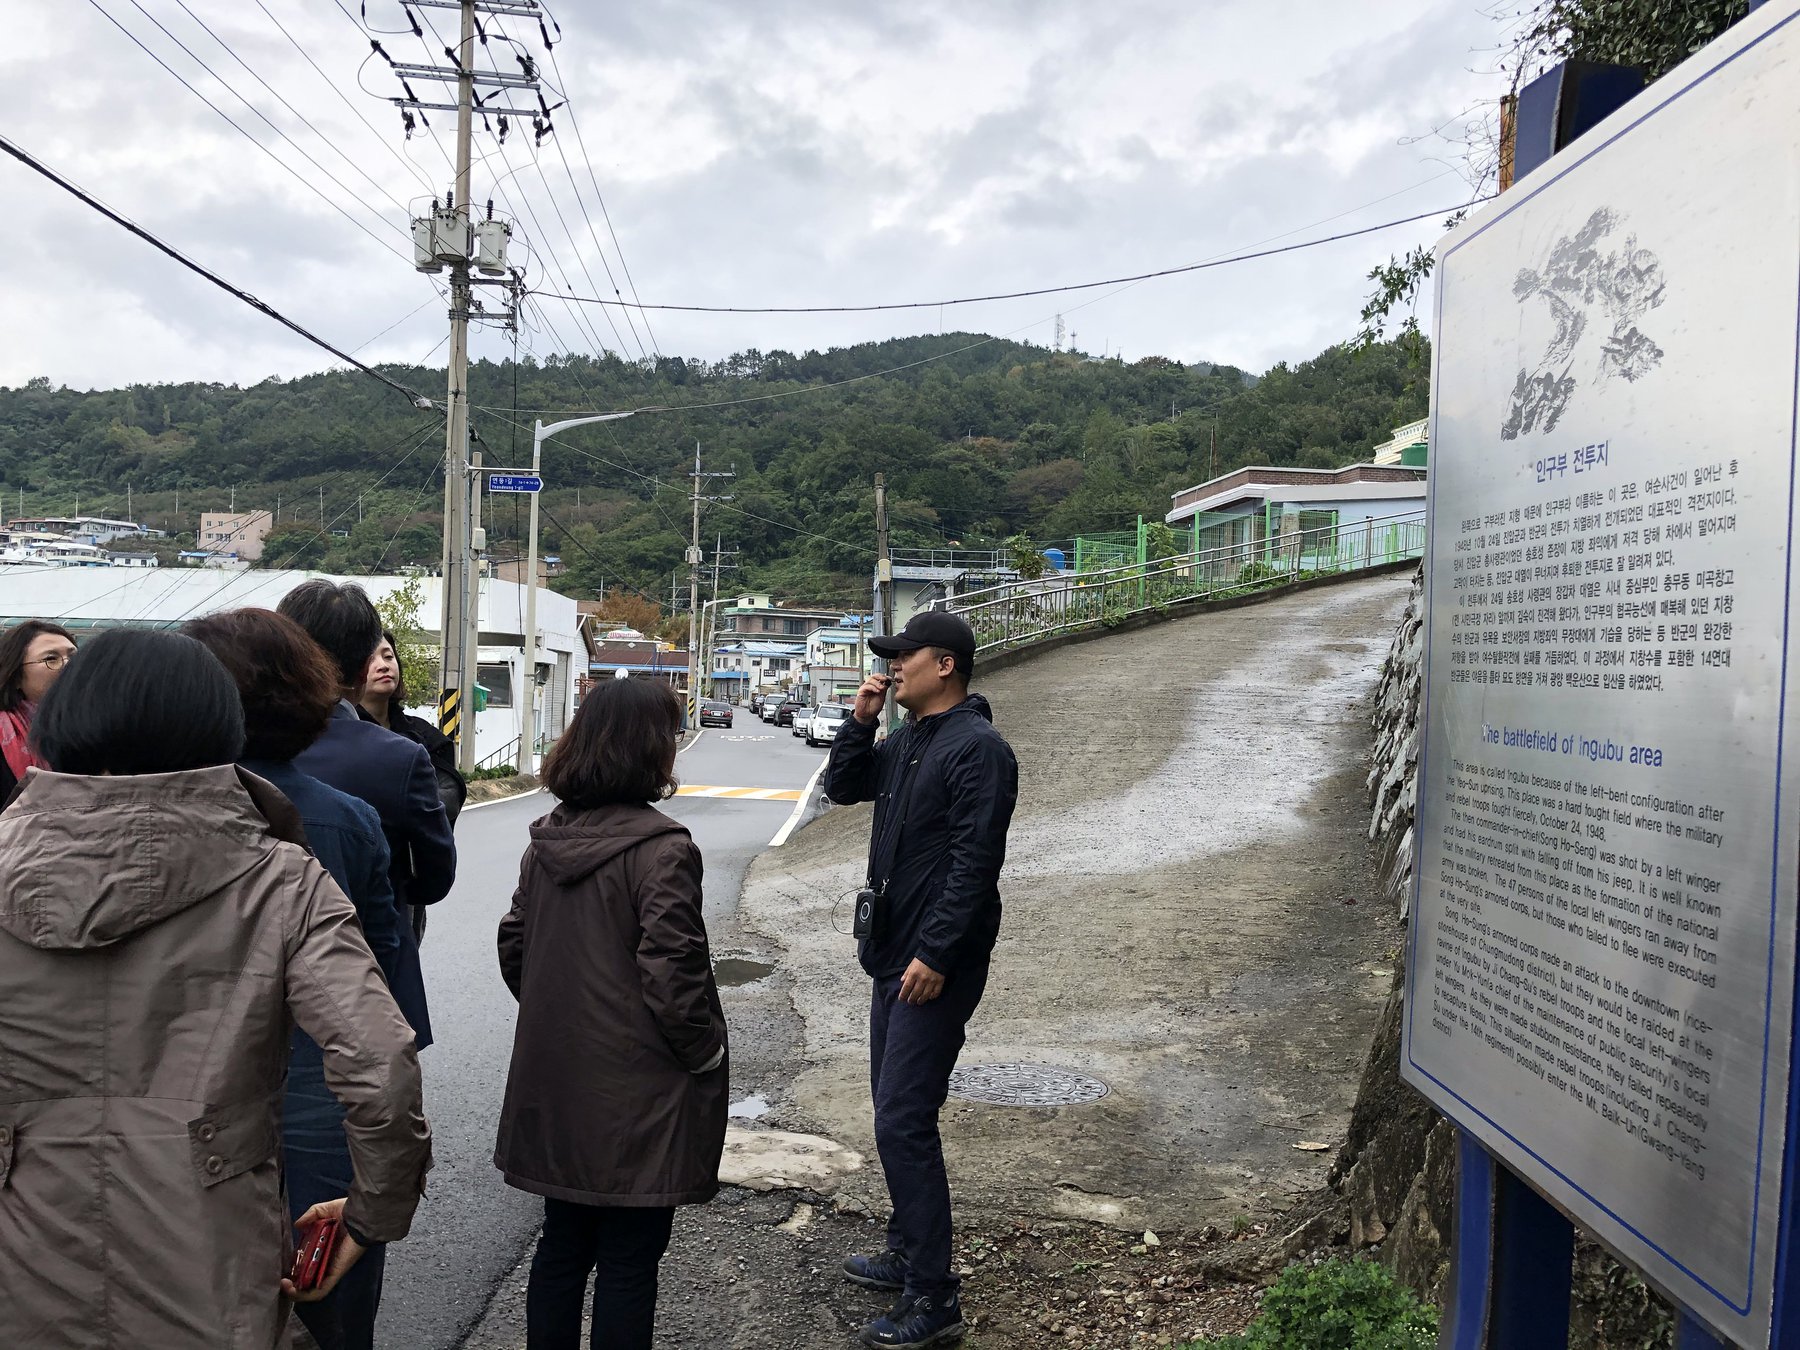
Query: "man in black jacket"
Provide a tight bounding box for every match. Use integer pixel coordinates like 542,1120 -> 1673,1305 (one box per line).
825,610 -> 1018,1349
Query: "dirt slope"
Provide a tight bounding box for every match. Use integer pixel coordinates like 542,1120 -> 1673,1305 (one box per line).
739,573 -> 1415,1232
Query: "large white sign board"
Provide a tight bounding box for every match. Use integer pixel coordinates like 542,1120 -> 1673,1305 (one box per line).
1403,4 -> 1800,1342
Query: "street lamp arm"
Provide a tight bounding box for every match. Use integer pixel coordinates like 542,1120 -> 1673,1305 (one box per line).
536,410 -> 638,441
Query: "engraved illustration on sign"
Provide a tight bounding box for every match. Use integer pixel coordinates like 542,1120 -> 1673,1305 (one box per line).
947,1063 -> 1109,1107
1502,208 -> 1668,441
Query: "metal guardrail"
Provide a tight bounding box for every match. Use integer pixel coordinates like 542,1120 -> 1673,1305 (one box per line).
476,737 -> 520,771
935,508 -> 1426,655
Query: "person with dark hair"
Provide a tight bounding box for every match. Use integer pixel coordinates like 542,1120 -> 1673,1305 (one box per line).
186,608 -> 407,1350
0,630 -> 431,1348
825,610 -> 1018,1349
495,677 -> 727,1350
280,580 -> 456,1048
0,619 -> 76,804
355,630 -> 466,944
357,631 -> 466,824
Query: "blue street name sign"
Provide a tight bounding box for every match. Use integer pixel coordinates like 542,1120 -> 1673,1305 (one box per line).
488,473 -> 542,493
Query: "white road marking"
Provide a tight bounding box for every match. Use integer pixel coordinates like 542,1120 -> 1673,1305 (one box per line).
769,755 -> 831,848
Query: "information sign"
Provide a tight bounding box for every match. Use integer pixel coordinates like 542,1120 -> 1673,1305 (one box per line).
1404,6 -> 1800,1343
488,473 -> 542,494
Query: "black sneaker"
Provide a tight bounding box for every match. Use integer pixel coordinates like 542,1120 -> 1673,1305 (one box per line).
841,1250 -> 910,1291
859,1292 -> 965,1347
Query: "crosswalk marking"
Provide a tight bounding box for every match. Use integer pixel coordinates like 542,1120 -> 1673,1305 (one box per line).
675,785 -> 806,801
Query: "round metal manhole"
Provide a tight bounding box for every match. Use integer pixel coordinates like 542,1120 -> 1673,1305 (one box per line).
947,1063 -> 1109,1107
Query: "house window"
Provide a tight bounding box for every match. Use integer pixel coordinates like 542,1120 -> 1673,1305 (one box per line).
767,658 -> 790,672
784,618 -> 808,635
476,662 -> 514,708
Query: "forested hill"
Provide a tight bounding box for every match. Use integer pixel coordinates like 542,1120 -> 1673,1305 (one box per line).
0,332 -> 1427,606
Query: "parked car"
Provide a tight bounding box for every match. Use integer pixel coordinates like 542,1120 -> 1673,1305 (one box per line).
749,692 -> 766,716
790,705 -> 815,738
698,699 -> 733,728
806,703 -> 852,747
774,696 -> 802,728
760,697 -> 782,723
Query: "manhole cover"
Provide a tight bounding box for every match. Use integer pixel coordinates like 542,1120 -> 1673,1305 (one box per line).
947,1063 -> 1109,1107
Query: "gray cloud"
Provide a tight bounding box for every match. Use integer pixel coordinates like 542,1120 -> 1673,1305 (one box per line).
0,0 -> 1498,391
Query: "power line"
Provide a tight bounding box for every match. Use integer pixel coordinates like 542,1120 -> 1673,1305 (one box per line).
535,503 -> 665,606
87,0 -> 415,269
0,132 -> 435,408
484,9 -> 654,360
168,0 -> 424,223
254,0 -> 435,192
472,404 -> 873,556
160,418 -> 447,623
400,1 -> 625,364
539,23 -> 661,356
531,199 -> 1487,314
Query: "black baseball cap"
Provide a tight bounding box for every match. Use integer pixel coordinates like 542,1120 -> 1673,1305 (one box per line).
868,610 -> 976,660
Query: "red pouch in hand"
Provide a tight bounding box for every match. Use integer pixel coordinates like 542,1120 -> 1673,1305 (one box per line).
290,1219 -> 343,1293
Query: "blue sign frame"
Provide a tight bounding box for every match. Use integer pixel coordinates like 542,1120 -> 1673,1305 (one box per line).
488,473 -> 542,494
1410,3 -> 1800,1343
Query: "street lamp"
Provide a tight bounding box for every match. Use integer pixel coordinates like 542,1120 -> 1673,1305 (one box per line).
516,410 -> 636,774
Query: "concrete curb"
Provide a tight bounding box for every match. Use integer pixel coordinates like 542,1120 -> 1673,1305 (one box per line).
974,557 -> 1423,679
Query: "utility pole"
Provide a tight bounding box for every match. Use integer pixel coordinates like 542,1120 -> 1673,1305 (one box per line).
873,473 -> 894,726
684,445 -> 733,725
435,0 -> 479,770
391,0 -> 536,770
701,534 -> 738,701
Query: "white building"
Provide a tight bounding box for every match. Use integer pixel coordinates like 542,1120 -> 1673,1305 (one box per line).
803,626 -> 868,704
0,568 -> 580,770
2,515 -> 166,545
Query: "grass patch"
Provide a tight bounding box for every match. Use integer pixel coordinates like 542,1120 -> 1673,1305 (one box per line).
1180,1257 -> 1436,1350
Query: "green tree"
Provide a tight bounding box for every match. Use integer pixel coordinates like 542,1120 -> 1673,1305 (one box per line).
372,576 -> 438,707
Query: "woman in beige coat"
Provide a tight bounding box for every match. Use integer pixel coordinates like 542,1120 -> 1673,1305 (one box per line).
0,630 -> 432,1349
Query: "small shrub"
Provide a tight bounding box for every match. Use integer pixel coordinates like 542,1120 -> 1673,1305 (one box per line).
467,764 -> 519,781
1183,1257 -> 1437,1350
1238,561 -> 1280,584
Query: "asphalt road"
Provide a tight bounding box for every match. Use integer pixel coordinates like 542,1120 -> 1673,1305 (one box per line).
377,712 -> 830,1350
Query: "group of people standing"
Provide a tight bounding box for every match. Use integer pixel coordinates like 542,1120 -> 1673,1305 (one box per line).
0,592 -> 1016,1350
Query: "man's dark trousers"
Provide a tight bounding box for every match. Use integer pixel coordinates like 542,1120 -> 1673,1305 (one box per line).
870,958 -> 989,1300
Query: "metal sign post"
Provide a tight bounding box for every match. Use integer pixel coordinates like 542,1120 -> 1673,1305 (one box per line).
1407,4 -> 1800,1344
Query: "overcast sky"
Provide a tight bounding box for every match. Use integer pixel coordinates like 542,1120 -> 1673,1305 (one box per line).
1,1 -> 1503,393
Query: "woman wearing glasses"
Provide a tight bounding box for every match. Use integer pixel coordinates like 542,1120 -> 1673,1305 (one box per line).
0,620 -> 76,805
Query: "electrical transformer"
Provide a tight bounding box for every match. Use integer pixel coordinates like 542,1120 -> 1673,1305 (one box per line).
474,217 -> 512,276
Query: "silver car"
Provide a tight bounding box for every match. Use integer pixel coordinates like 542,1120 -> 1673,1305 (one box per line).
790,705 -> 815,738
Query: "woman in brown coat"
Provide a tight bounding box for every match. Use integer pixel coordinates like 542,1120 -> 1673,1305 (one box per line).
0,630 -> 432,1350
495,677 -> 727,1350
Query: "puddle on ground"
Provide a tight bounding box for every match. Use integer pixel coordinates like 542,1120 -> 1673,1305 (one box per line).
729,1094 -> 771,1120
715,958 -> 775,988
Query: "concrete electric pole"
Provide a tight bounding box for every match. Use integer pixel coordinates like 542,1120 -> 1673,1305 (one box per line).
684,445 -> 732,726
397,0 -> 537,771
873,473 -> 895,725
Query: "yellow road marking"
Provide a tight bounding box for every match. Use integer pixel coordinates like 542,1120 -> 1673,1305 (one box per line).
675,785 -> 805,801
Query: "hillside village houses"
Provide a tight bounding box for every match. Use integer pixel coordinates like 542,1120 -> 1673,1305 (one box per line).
0,513 -> 167,568
702,594 -> 869,704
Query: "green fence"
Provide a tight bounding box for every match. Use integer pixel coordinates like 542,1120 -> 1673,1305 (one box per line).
945,508 -> 1426,655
